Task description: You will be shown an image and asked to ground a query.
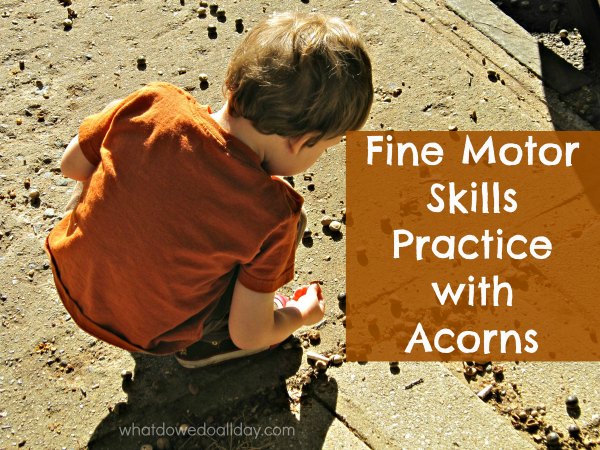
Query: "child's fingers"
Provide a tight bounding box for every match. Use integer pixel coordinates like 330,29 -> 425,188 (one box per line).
308,282 -> 323,300
307,283 -> 320,297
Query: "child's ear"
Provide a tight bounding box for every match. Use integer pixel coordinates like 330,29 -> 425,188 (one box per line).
287,133 -> 318,154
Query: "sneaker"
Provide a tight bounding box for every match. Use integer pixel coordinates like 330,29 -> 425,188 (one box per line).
174,293 -> 292,369
174,339 -> 269,369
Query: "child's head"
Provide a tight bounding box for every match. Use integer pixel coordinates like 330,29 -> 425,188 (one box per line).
224,12 -> 373,147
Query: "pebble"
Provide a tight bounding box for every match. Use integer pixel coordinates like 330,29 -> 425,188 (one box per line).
337,292 -> 346,302
198,73 -> 209,82
140,445 -> 153,450
188,382 -> 199,395
16,118 -> 22,125
156,437 -> 170,450
197,7 -> 207,17
216,7 -> 226,17
320,215 -> 333,226
567,424 -> 580,436
28,189 -> 40,200
477,385 -> 493,400
137,55 -> 146,66
448,124 -> 458,131
63,18 -> 73,28
559,29 -> 568,39
19,60 -> 25,71
43,208 -> 55,218
177,67 -> 187,74
328,220 -> 342,232
487,69 -> 500,82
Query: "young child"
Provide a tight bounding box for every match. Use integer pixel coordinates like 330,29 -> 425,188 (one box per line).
44,12 -> 373,368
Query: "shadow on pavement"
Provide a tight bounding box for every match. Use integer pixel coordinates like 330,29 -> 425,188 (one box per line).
87,345 -> 338,449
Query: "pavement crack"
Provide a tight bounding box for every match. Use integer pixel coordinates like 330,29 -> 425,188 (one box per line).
310,392 -> 375,450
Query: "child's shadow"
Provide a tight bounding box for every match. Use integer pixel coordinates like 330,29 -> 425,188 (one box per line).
87,345 -> 338,449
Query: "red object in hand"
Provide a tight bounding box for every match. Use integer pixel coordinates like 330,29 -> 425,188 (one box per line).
293,282 -> 323,301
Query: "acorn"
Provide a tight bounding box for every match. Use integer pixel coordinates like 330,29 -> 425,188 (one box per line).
28,189 -> 40,200
156,437 -> 170,450
314,360 -> 327,371
566,394 -> 579,408
121,369 -> 133,382
546,431 -> 559,446
307,329 -> 320,344
329,354 -> 343,366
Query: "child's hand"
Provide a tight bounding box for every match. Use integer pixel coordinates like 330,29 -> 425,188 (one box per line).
292,283 -> 324,325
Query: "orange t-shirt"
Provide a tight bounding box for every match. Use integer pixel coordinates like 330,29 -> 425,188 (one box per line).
45,82 -> 303,354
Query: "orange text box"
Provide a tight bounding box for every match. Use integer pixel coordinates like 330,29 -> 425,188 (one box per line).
346,131 -> 600,361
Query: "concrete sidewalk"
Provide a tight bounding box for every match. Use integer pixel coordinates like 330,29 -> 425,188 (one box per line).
0,0 -> 597,449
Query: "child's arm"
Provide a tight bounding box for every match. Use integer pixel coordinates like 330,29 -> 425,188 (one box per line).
60,135 -> 96,181
60,99 -> 123,181
229,281 -> 324,350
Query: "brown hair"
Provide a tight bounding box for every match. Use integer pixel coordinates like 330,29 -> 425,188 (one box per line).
225,12 -> 373,146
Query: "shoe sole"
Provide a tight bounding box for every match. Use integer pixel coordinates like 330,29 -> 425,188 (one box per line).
175,346 -> 269,369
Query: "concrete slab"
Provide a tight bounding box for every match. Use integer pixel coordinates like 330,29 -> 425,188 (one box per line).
446,0 -> 591,94
314,361 -> 535,449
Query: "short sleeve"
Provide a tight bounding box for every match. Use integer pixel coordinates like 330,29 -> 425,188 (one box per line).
78,99 -> 126,166
238,211 -> 300,293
